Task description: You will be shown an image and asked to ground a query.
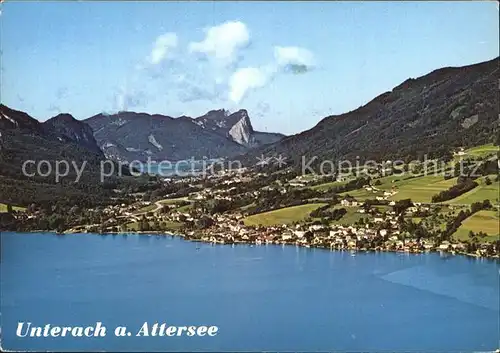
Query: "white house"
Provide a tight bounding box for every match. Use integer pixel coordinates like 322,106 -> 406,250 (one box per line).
294,231 -> 306,238
341,197 -> 358,207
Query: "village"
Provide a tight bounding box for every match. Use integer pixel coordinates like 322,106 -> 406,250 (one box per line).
49,166 -> 499,259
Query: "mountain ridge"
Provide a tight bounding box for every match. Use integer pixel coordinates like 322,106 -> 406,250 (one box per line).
84,108 -> 284,161
242,57 -> 499,167
43,113 -> 103,154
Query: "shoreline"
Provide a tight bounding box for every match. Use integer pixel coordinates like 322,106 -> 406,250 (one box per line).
3,229 -> 499,261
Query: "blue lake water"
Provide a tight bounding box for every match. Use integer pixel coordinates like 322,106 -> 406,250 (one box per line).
1,232 -> 499,352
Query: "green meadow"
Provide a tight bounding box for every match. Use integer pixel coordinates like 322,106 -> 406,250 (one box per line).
0,203 -> 26,213
132,204 -> 157,215
340,175 -> 458,203
387,176 -> 458,203
445,175 -> 499,205
453,210 -> 499,242
243,203 -> 327,227
157,197 -> 190,205
310,179 -> 349,191
462,143 -> 499,158
329,206 -> 366,226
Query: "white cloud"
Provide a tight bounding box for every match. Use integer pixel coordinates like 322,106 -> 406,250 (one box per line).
189,21 -> 250,66
274,46 -> 315,73
227,46 -> 316,103
113,81 -> 147,112
118,23 -> 317,109
149,32 -> 178,65
229,67 -> 270,103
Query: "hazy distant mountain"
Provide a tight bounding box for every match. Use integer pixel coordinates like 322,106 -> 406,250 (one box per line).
244,57 -> 500,166
85,109 -> 284,161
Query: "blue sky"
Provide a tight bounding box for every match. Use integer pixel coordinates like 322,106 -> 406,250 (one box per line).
1,1 -> 498,135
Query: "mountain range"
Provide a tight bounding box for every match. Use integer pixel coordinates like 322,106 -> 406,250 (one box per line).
0,105 -> 284,206
0,104 -> 103,162
0,57 -> 498,206
0,104 -> 110,207
84,109 -> 284,161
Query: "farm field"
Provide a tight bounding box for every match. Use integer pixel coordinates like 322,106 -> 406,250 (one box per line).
453,210 -> 499,242
461,143 -> 499,158
157,197 -> 189,205
387,176 -> 459,203
329,206 -> 366,226
243,203 -> 327,227
445,175 -> 499,205
176,204 -> 192,212
132,204 -> 157,215
310,179 -> 349,191
340,175 -> 458,203
339,187 -> 379,200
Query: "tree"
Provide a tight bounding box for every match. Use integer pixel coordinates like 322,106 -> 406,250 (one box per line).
196,215 -> 214,229
142,192 -> 152,202
7,204 -> 13,214
393,199 -> 413,215
151,189 -> 164,201
304,231 -> 314,243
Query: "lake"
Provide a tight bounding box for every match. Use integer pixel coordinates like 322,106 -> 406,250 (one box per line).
1,232 -> 499,352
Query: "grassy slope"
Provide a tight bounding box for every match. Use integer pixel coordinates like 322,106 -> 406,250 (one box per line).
132,197 -> 193,215
338,174 -> 408,200
445,175 -> 499,205
341,173 -> 499,204
341,175 -> 458,203
132,204 -> 157,215
329,206 -> 365,226
310,180 -> 349,191
243,203 -> 327,227
157,197 -> 189,205
388,176 -> 458,203
0,203 -> 26,213
463,143 -> 499,158
453,210 -> 499,242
